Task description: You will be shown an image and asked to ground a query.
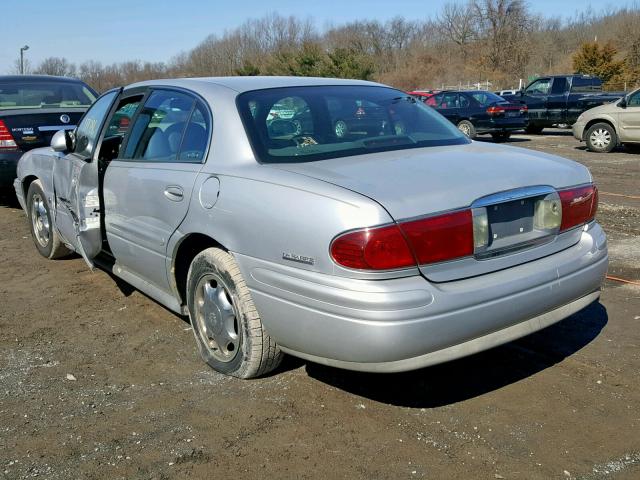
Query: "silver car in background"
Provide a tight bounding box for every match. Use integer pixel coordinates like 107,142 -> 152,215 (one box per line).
14,77 -> 608,378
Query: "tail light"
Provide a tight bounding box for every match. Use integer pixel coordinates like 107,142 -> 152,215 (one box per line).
519,105 -> 528,115
0,120 -> 18,150
559,184 -> 598,231
330,224 -> 415,270
331,210 -> 474,270
331,184 -> 598,271
486,106 -> 505,116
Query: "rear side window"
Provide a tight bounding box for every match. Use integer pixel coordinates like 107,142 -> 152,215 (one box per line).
177,101 -> 210,163
123,90 -> 195,162
571,77 -> 600,92
470,91 -> 504,106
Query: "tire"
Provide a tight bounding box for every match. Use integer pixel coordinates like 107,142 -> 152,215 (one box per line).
491,132 -> 511,142
585,122 -> 617,153
186,247 -> 283,378
334,120 -> 349,138
26,180 -> 72,260
525,124 -> 544,134
456,120 -> 476,139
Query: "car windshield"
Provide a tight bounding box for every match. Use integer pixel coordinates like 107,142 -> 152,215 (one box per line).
237,85 -> 469,164
0,81 -> 96,110
470,91 -> 505,106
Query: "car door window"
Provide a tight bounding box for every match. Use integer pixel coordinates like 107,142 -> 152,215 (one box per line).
177,101 -> 211,163
627,91 -> 640,107
123,90 -> 195,162
459,94 -> 470,108
550,78 -> 568,95
97,95 -> 143,164
74,90 -> 119,159
525,79 -> 551,96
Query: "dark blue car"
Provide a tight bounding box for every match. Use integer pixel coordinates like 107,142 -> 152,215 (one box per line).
0,75 -> 96,192
426,90 -> 528,141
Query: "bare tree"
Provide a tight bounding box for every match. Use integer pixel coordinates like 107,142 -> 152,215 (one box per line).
437,2 -> 478,57
34,57 -> 77,77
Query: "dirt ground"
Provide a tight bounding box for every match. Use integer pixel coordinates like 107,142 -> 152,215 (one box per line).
1,129 -> 639,480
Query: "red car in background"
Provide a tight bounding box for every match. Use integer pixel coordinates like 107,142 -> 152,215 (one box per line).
407,90 -> 440,103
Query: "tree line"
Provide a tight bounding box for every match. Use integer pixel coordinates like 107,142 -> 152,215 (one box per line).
15,1 -> 640,92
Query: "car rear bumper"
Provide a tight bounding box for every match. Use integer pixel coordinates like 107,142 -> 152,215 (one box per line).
0,150 -> 22,189
476,118 -> 528,134
235,222 -> 608,372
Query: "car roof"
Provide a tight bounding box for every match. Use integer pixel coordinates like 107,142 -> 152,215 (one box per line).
127,76 -> 384,95
0,74 -> 85,83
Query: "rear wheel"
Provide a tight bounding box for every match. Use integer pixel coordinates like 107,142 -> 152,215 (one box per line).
491,132 -> 512,142
456,120 -> 476,139
186,247 -> 283,378
525,124 -> 544,134
585,122 -> 617,153
26,180 -> 71,260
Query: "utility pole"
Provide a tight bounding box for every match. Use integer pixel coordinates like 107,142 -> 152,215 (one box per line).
20,45 -> 29,74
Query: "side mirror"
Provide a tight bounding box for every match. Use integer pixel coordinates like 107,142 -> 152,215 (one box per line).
619,97 -> 627,108
50,130 -> 68,152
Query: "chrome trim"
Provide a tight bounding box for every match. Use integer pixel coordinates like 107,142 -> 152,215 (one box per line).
38,125 -> 76,132
472,185 -> 556,208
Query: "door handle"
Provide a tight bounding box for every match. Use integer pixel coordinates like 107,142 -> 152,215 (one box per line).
164,186 -> 184,202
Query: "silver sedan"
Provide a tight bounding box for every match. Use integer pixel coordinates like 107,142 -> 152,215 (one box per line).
14,77 -> 608,378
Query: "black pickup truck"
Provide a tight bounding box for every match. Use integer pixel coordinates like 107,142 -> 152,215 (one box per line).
0,75 -> 97,191
500,75 -> 624,134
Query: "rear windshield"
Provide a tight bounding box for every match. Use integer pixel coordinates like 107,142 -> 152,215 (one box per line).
0,81 -> 96,110
470,91 -> 505,106
237,85 -> 469,164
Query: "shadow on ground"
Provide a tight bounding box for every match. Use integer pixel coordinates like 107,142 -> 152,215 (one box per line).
305,301 -> 607,408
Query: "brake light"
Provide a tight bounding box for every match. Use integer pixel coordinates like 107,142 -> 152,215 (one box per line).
486,106 -> 505,116
399,210 -> 474,265
519,105 -> 528,114
558,184 -> 598,231
0,120 -> 18,150
330,224 -> 415,270
330,210 -> 474,270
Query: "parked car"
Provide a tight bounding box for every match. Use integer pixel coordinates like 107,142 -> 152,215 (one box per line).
573,87 -> 640,153
427,90 -> 528,141
0,75 -> 97,190
500,75 -> 624,134
14,77 -> 607,379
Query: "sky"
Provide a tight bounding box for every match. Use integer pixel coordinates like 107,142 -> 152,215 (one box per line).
0,0 -> 623,74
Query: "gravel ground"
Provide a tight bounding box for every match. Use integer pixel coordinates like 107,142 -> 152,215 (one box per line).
0,129 -> 638,480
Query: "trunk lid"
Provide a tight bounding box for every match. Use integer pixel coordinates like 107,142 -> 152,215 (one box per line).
272,142 -> 591,281
0,108 -> 85,151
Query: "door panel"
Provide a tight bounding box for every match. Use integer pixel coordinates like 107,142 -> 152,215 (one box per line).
104,162 -> 201,291
619,92 -> 640,142
52,89 -> 120,266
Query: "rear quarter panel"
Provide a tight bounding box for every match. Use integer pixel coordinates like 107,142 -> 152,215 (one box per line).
169,165 -> 394,278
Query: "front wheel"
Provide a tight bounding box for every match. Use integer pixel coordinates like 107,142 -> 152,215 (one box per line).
26,180 -> 71,259
186,248 -> 283,378
585,122 -> 617,153
456,120 -> 476,139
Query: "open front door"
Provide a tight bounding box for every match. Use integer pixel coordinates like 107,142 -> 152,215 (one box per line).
52,89 -> 122,269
